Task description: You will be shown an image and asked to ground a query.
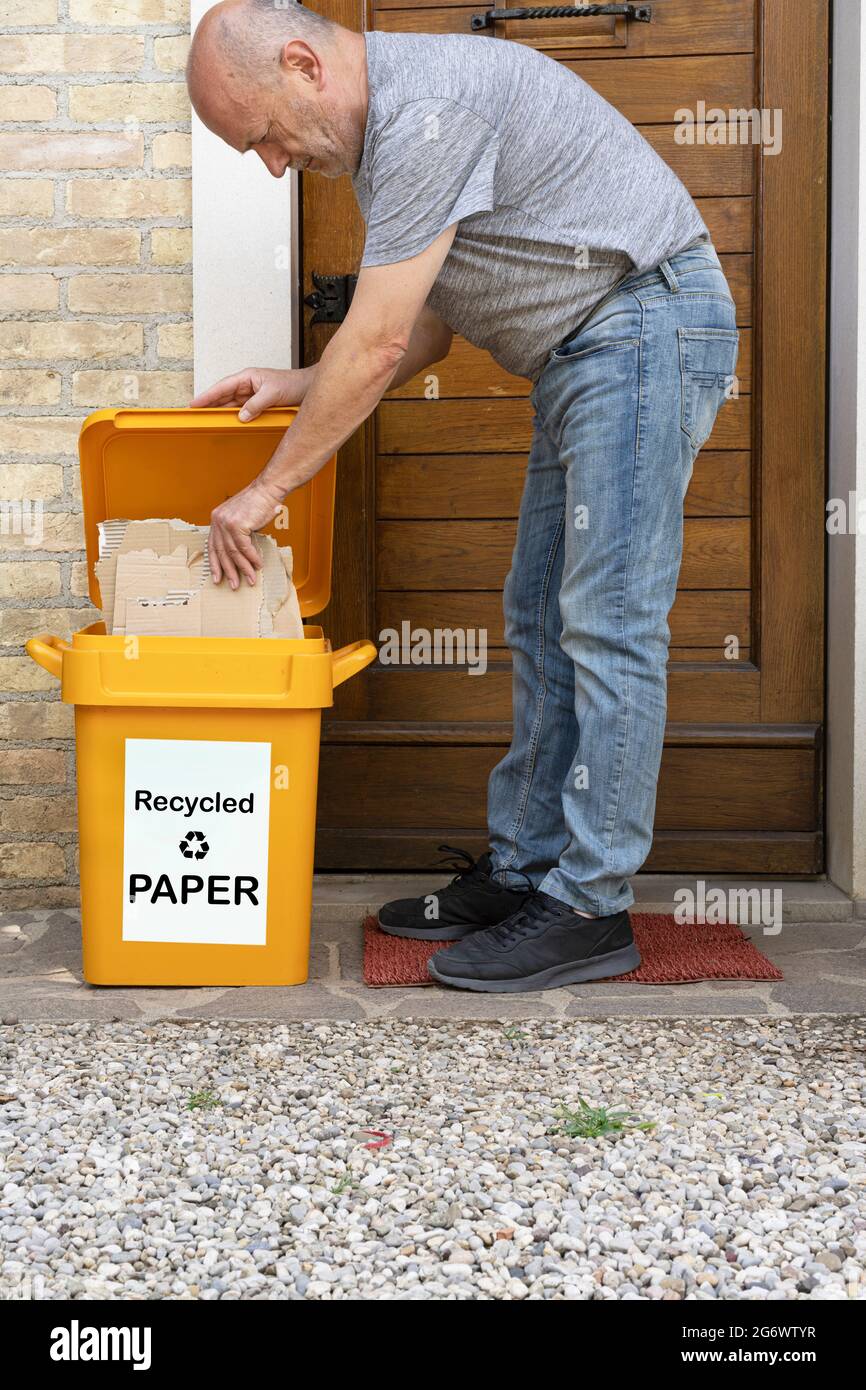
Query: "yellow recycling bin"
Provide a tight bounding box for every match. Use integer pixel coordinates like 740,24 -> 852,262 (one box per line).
25,407 -> 376,987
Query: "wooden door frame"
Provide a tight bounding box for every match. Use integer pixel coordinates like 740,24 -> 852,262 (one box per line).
757,0 -> 826,730
299,0 -> 830,876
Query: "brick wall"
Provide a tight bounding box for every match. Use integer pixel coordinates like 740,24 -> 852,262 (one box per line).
0,0 -> 192,907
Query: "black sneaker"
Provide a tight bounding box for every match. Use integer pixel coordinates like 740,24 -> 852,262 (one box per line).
376,846 -> 532,941
427,890 -> 640,992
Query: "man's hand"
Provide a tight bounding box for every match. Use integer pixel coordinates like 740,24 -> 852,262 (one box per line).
208,476 -> 285,589
190,365 -> 314,419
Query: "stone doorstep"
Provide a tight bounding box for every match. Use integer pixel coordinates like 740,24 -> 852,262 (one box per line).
1,910 -> 865,1023
312,873 -> 858,925
1,906 -> 864,1021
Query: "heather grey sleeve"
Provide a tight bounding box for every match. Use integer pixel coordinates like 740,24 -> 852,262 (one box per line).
360,99 -> 499,267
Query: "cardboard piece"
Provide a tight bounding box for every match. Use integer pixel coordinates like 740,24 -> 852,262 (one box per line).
125,591 -> 203,638
95,517 -> 304,640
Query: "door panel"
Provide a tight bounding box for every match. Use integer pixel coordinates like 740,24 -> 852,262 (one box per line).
318,743 -> 816,830
376,393 -> 751,451
375,589 -> 752,652
376,449 -> 752,515
375,0 -> 754,60
376,518 -> 751,590
304,0 -> 826,875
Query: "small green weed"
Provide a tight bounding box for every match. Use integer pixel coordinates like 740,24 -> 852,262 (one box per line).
186,1088 -> 221,1112
552,1098 -> 655,1139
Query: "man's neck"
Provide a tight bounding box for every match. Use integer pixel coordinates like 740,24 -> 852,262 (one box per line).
343,29 -> 369,172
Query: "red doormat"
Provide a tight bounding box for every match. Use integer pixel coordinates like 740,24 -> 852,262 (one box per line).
362,913 -> 783,988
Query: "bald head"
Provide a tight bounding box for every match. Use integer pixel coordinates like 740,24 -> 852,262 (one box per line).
188,0 -> 336,93
187,1 -> 367,179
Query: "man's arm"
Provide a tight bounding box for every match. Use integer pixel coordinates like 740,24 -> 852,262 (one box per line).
207,223 -> 457,587
190,302 -> 451,420
387,302 -> 453,389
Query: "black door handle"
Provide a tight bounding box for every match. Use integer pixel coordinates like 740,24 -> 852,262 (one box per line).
470,4 -> 652,32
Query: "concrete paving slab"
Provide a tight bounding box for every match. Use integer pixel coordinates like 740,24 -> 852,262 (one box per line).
758,946 -> 866,986
178,986 -> 368,1021
564,993 -> 772,1017
747,921 -> 866,955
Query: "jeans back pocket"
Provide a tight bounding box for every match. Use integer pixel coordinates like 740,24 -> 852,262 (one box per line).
678,326 -> 740,452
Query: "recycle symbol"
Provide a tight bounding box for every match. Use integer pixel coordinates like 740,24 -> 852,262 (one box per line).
179,829 -> 210,860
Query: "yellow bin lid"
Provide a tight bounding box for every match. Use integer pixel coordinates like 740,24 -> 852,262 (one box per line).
78,407 -> 336,618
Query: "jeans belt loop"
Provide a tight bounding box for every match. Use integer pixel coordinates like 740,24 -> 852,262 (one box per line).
658,257 -> 680,293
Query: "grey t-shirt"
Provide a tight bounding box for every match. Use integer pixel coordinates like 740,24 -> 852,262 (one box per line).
351,31 -> 708,381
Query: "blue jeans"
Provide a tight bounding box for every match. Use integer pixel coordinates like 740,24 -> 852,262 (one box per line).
487,239 -> 739,915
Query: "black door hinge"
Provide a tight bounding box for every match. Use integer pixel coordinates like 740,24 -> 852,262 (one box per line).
304,272 -> 358,325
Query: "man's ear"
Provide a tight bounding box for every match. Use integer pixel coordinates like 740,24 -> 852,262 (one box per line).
280,39 -> 322,88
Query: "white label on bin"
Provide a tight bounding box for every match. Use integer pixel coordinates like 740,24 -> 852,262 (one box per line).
122,738 -> 271,946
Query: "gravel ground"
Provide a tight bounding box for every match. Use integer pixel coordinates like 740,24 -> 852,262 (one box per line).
1,1017 -> 865,1301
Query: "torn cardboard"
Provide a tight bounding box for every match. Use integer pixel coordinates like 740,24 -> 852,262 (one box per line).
95,517 -> 303,639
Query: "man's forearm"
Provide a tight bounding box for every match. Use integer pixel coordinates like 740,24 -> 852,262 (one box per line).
253,235 -> 457,501
257,328 -> 404,498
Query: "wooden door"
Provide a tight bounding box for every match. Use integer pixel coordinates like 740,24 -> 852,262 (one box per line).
305,0 -> 827,875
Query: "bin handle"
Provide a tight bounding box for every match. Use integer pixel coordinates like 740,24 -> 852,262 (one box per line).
331,639 -> 377,688
25,633 -> 70,680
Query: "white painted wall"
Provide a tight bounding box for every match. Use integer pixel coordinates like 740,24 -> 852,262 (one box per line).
827,0 -> 866,902
190,0 -> 298,394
